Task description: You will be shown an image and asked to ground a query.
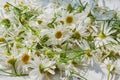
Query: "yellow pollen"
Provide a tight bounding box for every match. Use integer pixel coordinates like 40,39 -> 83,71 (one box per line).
39,64 -> 44,73
18,1 -> 24,6
46,71 -> 52,77
107,64 -> 111,70
65,16 -> 74,24
7,58 -> 17,65
60,21 -> 64,25
3,3 -> 9,9
98,32 -> 106,39
21,53 -> 30,63
37,20 -> 43,25
85,49 -> 92,57
72,28 -> 76,32
0,37 -> 5,42
71,31 -> 81,39
35,51 -> 40,57
55,31 -> 62,39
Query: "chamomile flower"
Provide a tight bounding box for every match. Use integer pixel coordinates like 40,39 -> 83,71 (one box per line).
76,40 -> 92,57
27,54 -> 56,80
0,45 -> 21,75
46,25 -> 71,46
70,24 -> 87,40
91,6 -> 116,20
64,61 -> 85,79
76,39 -> 104,74
57,9 -> 78,27
94,23 -> 117,47
15,50 -> 31,74
101,58 -> 117,80
37,3 -> 56,27
112,59 -> 120,80
105,44 -> 120,56
0,11 -> 12,28
75,39 -> 94,65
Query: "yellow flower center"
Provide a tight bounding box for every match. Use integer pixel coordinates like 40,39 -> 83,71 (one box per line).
98,32 -> 106,39
3,3 -> 9,9
18,1 -> 24,6
21,53 -> 30,63
60,21 -> 64,25
39,64 -> 45,73
111,66 -> 116,74
7,58 -> 17,65
85,49 -> 92,57
109,50 -> 116,57
107,64 -> 111,71
37,20 -> 43,25
35,51 -> 41,57
55,30 -> 62,39
0,37 -> 5,42
1,18 -> 11,27
65,16 -> 74,24
72,28 -> 76,32
71,31 -> 81,39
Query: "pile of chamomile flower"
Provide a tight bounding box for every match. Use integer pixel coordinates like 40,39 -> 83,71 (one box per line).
0,0 -> 120,80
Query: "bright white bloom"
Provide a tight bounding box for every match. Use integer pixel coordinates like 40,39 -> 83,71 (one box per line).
101,58 -> 120,80
46,25 -> 71,46
94,23 -> 117,47
27,55 -> 56,80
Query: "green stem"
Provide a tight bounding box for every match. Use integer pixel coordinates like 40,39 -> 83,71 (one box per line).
0,69 -> 28,76
69,52 -> 84,60
101,21 -> 105,34
13,64 -> 17,76
6,2 -> 22,11
71,71 -> 87,80
78,0 -> 84,7
0,69 -> 13,75
5,41 -> 11,55
107,71 -> 111,80
16,74 -> 28,76
96,20 -> 120,21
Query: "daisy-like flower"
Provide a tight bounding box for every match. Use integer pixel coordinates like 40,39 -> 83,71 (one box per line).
91,5 -> 116,20
70,24 -> 87,40
60,11 -> 90,28
37,3 -> 56,27
94,23 -> 117,47
46,25 -> 71,46
0,9 -> 11,28
22,30 -> 40,47
75,39 -> 93,57
112,59 -> 120,80
27,54 -> 56,80
0,42 -> 31,75
57,9 -> 78,27
75,39 -> 104,74
105,44 -> 120,56
64,61 -> 86,80
16,50 -> 31,74
101,58 -> 117,80
0,45 -> 21,75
